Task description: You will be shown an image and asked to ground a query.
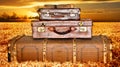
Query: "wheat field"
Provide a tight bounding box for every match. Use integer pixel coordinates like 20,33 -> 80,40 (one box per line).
0,22 -> 120,67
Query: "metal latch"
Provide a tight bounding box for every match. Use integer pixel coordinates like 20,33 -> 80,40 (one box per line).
79,27 -> 87,32
37,23 -> 45,32
38,27 -> 45,32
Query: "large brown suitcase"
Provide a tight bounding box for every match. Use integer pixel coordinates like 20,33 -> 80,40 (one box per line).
37,8 -> 80,20
8,35 -> 112,63
32,19 -> 92,38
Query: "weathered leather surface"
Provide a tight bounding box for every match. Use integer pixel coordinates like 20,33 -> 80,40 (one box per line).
32,19 -> 92,38
38,8 -> 80,20
13,35 -> 111,63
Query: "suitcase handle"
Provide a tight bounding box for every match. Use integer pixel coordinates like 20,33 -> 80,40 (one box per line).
48,27 -> 76,35
49,12 -> 66,18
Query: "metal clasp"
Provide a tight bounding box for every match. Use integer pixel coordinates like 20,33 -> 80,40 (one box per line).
37,23 -> 45,32
79,27 -> 87,32
37,27 -> 45,32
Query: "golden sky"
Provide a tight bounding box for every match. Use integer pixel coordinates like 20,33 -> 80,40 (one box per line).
0,0 -> 120,21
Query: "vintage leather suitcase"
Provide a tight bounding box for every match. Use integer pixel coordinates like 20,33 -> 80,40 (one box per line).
32,19 -> 92,38
37,8 -> 80,20
8,35 -> 112,63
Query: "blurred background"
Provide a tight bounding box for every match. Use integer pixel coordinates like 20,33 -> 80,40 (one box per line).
0,0 -> 120,22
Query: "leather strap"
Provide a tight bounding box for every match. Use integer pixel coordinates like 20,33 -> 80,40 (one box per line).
102,36 -> 107,63
8,35 -> 24,62
43,39 -> 47,62
73,38 -> 76,63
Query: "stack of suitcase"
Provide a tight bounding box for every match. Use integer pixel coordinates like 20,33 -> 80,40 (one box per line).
8,4 -> 112,63
32,4 -> 92,38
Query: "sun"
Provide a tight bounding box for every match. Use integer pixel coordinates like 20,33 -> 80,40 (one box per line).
27,11 -> 39,17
